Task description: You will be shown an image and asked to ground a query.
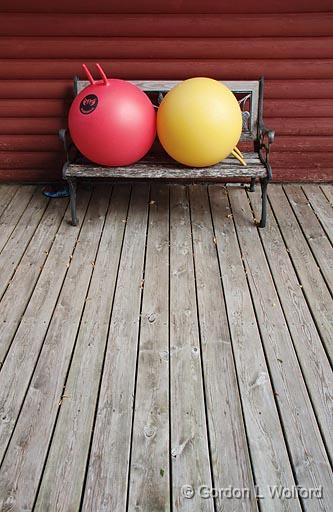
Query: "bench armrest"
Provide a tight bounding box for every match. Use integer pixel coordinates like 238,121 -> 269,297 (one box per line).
260,125 -> 275,145
59,128 -> 80,164
59,128 -> 71,153
257,123 -> 274,180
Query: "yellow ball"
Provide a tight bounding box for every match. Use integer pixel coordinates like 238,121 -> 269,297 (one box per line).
157,77 -> 242,167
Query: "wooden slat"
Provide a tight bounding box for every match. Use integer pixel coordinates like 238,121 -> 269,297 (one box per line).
285,185 -> 333,294
189,185 -> 257,511
1,0 -> 331,14
269,168 -> 333,183
270,152 -> 333,169
1,167 -> 332,185
265,80 -> 333,99
0,169 -> 61,182
0,184 -> 19,218
0,190 -> 48,298
3,37 -> 333,59
0,190 -> 90,461
0,187 -> 109,510
268,185 -> 333,364
248,187 -> 333,461
265,117 -> 333,136
1,13 -> 333,37
128,185 -> 170,510
35,186 -> 130,511
1,59 -> 333,80
0,135 -> 62,152
82,185 -> 149,511
0,185 -> 35,252
0,99 -> 67,117
78,77 -> 260,92
209,185 -> 300,510
230,188 -> 333,510
265,99 -> 333,117
169,185 -> 213,511
1,79 -> 333,100
0,152 -> 62,170
272,136 -> 333,153
0,118 -> 65,134
0,80 -> 72,99
0,197 -> 68,362
303,184 -> 333,244
66,155 -> 266,180
321,184 -> 333,204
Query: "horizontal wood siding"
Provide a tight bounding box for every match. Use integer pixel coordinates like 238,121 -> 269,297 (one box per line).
0,5 -> 332,182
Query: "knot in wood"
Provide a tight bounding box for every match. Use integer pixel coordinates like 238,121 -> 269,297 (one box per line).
144,425 -> 156,438
147,312 -> 157,323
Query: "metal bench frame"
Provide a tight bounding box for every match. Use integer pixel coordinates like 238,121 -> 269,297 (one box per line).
60,77 -> 274,227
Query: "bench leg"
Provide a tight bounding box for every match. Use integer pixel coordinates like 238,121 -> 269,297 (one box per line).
67,178 -> 78,226
258,178 -> 268,228
249,178 -> 256,192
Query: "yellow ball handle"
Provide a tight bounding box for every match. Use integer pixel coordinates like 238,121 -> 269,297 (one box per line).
232,147 -> 247,166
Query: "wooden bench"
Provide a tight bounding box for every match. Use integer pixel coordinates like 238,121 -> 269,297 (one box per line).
60,77 -> 274,227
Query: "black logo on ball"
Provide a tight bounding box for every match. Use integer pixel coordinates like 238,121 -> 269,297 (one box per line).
80,94 -> 98,114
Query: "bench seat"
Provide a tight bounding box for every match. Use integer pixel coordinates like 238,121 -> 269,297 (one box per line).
64,152 -> 267,180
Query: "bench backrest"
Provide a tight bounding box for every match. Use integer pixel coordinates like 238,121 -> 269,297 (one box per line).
75,78 -> 262,142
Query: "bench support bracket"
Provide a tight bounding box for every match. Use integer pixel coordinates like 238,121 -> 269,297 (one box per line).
259,177 -> 268,228
67,176 -> 78,226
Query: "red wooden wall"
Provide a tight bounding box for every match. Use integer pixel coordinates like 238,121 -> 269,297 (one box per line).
1,0 -> 333,182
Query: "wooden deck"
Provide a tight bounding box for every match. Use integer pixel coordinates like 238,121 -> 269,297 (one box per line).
0,183 -> 332,512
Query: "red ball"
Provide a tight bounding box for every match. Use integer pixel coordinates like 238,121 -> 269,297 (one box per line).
69,77 -> 156,166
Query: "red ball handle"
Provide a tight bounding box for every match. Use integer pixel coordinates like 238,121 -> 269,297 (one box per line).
82,63 -> 109,86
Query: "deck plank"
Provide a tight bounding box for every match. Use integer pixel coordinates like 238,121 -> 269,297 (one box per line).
0,188 -> 110,511
35,186 -> 130,512
82,185 -> 149,512
0,189 -> 48,300
0,198 -> 68,362
268,185 -> 333,364
0,184 -> 19,218
189,184 -> 257,512
128,185 -> 170,511
249,188 -> 333,463
209,185 -> 301,511
0,185 -> 36,254
320,184 -> 333,204
0,190 -> 91,464
284,184 -> 333,294
230,188 -> 333,511
169,185 -> 213,511
303,184 -> 333,244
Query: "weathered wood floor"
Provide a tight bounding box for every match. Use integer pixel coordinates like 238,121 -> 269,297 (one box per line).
0,183 -> 332,512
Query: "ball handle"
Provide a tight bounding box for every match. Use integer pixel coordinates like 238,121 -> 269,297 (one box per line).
82,63 -> 109,86
232,147 -> 247,166
95,63 -> 109,86
82,64 -> 96,85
